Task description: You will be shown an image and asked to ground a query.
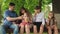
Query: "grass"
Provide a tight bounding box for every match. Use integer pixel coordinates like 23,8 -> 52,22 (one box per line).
24,33 -> 47,34
6,33 -> 47,34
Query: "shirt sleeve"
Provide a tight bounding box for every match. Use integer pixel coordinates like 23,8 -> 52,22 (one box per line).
42,13 -> 45,25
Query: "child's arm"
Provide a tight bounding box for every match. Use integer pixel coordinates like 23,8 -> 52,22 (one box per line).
46,18 -> 50,26
54,19 -> 57,25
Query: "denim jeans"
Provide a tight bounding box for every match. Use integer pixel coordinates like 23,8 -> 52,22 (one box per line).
1,24 -> 18,34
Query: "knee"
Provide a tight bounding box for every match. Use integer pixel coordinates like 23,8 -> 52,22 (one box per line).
54,26 -> 58,30
21,25 -> 24,28
14,25 -> 18,30
47,26 -> 51,29
40,25 -> 44,30
25,25 -> 29,28
33,25 -> 37,29
40,25 -> 44,29
40,26 -> 44,30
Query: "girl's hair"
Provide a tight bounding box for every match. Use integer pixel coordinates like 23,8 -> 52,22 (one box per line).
49,11 -> 55,19
19,7 -> 32,21
35,6 -> 40,10
19,7 -> 26,16
48,11 -> 56,24
34,6 -> 41,12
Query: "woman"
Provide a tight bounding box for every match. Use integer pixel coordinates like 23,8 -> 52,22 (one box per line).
33,6 -> 45,34
19,7 -> 32,34
46,12 -> 58,34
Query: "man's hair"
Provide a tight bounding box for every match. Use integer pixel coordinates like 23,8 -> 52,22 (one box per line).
9,2 -> 15,6
35,6 -> 40,10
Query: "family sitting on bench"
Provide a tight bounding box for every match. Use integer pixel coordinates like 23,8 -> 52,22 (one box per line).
1,2 -> 58,34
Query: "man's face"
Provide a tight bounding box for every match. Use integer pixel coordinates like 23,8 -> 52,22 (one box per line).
9,6 -> 15,11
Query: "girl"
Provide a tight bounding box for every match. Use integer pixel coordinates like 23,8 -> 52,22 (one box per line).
19,7 -> 32,34
33,6 -> 45,34
46,12 -> 58,34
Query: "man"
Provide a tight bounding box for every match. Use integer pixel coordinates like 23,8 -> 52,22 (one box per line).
33,6 -> 45,34
1,3 -> 22,34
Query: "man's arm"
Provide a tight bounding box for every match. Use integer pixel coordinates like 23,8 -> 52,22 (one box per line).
6,16 -> 22,21
4,11 -> 22,21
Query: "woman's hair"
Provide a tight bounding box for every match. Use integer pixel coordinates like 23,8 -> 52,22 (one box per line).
19,7 -> 32,21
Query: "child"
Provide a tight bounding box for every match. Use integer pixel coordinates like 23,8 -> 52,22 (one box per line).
33,6 -> 45,34
46,12 -> 58,34
19,7 -> 32,34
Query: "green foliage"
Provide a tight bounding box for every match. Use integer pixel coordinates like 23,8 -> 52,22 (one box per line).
0,0 -> 52,18
42,0 -> 52,18
0,0 -> 52,23
1,0 -> 39,15
0,0 -> 52,14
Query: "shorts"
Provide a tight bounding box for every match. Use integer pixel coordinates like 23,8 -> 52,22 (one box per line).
21,22 -> 28,25
33,22 -> 42,26
33,22 -> 42,32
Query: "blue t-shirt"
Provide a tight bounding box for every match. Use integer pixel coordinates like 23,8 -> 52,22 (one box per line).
3,10 -> 18,26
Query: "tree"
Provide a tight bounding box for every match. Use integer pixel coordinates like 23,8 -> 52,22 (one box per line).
0,0 -> 52,23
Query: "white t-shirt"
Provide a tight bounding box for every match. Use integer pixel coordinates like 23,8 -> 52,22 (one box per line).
33,12 -> 45,25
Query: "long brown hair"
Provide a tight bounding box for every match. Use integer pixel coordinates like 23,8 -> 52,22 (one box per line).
48,11 -> 56,25
19,7 -> 32,22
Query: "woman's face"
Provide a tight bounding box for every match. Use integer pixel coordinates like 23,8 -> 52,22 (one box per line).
21,9 -> 25,14
48,13 -> 53,18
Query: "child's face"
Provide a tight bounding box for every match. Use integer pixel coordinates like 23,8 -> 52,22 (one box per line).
48,13 -> 53,18
34,9 -> 40,13
34,10 -> 38,13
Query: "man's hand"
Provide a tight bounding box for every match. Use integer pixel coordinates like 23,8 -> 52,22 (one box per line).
17,16 -> 22,20
6,16 -> 22,21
